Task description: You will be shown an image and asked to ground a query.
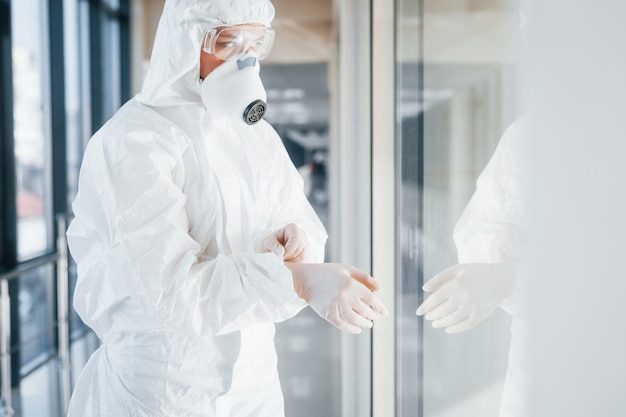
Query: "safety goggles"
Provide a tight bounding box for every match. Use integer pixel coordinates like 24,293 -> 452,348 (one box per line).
201,25 -> 275,61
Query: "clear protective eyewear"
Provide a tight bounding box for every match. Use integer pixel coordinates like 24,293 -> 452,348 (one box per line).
202,25 -> 275,61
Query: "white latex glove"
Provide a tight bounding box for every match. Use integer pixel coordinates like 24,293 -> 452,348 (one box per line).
263,223 -> 308,262
416,263 -> 515,334
286,262 -> 389,334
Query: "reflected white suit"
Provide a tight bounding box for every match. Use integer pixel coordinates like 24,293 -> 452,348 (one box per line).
453,118 -> 529,417
66,1 -> 327,416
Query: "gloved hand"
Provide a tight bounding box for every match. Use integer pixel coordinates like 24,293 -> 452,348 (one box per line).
415,263 -> 515,334
263,223 -> 309,262
285,262 -> 389,334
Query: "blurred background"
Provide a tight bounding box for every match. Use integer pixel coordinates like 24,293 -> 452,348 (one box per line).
0,0 -> 526,416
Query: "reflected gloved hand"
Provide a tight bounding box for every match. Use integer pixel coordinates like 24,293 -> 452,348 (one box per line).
285,262 -> 389,334
263,223 -> 309,262
416,263 -> 516,334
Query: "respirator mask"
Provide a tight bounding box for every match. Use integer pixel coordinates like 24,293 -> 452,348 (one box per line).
200,25 -> 274,125
200,54 -> 267,125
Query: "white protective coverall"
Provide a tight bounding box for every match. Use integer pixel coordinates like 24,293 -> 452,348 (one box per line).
66,1 -> 327,416
452,118 -> 529,417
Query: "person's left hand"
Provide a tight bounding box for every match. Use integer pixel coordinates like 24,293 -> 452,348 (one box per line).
416,263 -> 516,334
263,223 -> 309,262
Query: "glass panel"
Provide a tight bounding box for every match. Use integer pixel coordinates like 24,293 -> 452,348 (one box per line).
11,0 -> 54,259
68,260 -> 86,338
19,360 -> 61,417
102,13 -> 121,121
64,0 -> 92,339
78,0 -> 92,138
395,1 -> 421,415
406,1 -> 523,417
17,264 -> 56,370
64,0 -> 86,206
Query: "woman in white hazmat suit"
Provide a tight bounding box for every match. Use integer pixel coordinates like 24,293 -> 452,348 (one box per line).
66,1 -> 387,416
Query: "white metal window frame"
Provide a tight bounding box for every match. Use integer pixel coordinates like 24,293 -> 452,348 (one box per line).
371,0 -> 396,415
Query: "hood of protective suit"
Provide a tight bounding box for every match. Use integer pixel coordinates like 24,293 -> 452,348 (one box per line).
135,0 -> 275,108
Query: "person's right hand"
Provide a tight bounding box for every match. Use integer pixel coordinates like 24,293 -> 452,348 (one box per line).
285,262 -> 388,334
262,223 -> 309,262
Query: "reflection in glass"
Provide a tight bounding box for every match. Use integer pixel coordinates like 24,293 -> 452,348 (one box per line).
11,0 -> 53,259
395,1 -> 523,416
420,2 -> 522,417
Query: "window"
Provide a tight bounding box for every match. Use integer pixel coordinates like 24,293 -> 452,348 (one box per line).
12,0 -> 54,260
0,1 -> 130,415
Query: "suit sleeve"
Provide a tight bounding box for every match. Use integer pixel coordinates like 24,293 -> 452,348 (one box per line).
453,121 -> 524,265
452,120 -> 527,315
68,131 -> 306,337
